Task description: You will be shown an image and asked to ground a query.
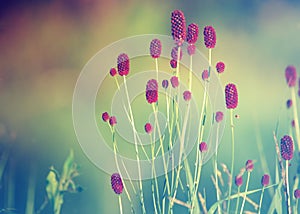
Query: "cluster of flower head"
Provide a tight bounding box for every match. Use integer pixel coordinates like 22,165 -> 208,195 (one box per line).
111,173 -> 123,195
146,79 -> 158,104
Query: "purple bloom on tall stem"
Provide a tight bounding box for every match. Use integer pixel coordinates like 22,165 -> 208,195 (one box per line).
280,135 -> 294,161
170,76 -> 179,88
261,174 -> 270,187
245,160 -> 254,172
109,116 -> 117,126
111,173 -> 123,195
110,68 -> 117,77
102,112 -> 110,122
146,79 -> 158,104
186,23 -> 199,45
285,65 -> 297,87
144,123 -> 153,134
170,59 -> 177,69
183,90 -> 192,101
202,69 -> 209,81
171,10 -> 186,46
294,189 -> 300,199
187,44 -> 196,56
117,53 -> 130,76
216,61 -> 225,73
171,46 -> 182,61
199,142 -> 207,153
215,111 -> 224,123
203,26 -> 216,49
225,83 -> 238,109
162,79 -> 169,89
150,39 -> 162,58
286,99 -> 292,108
235,175 -> 243,187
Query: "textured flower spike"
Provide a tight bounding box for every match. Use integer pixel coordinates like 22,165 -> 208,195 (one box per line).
170,76 -> 179,88
285,65 -> 297,87
150,39 -> 162,58
111,173 -> 123,195
186,23 -> 199,45
183,90 -> 192,101
144,123 -> 153,134
294,189 -> 300,199
162,79 -> 169,89
225,83 -> 238,109
216,61 -> 225,73
171,46 -> 183,61
286,99 -> 292,108
215,111 -> 224,123
203,26 -> 216,49
202,69 -> 209,81
109,116 -> 117,126
102,112 -> 110,122
117,53 -> 130,76
245,160 -> 254,172
235,175 -> 243,187
171,10 -> 186,46
199,142 -> 207,152
261,174 -> 270,187
170,59 -> 177,69
146,79 -> 158,104
280,135 -> 294,160
110,68 -> 117,77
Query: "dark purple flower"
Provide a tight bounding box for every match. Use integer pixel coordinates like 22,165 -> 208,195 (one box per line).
203,26 -> 216,49
117,53 -> 130,76
183,90 -> 192,101
202,69 -> 209,81
171,46 -> 183,61
235,175 -> 243,187
286,99 -> 292,108
216,62 -> 225,73
144,123 -> 153,134
162,80 -> 169,89
294,189 -> 300,199
225,83 -> 238,109
110,68 -> 117,77
111,173 -> 123,194
199,142 -> 207,152
146,79 -> 158,104
215,111 -> 224,123
186,23 -> 199,44
109,116 -> 117,126
171,10 -> 186,45
280,135 -> 294,160
245,160 -> 254,172
102,112 -> 110,122
285,65 -> 297,87
170,76 -> 179,88
261,174 -> 270,187
150,39 -> 162,58
170,59 -> 177,69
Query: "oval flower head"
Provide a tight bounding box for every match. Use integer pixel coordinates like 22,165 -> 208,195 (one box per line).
280,135 -> 294,160
216,61 -> 225,73
187,44 -> 196,56
235,175 -> 243,187
215,111 -> 224,123
110,68 -> 117,77
225,83 -> 238,109
183,90 -> 192,101
202,69 -> 209,81
170,59 -> 177,69
102,112 -> 110,122
146,79 -> 158,104
111,173 -> 123,195
170,76 -> 179,88
171,46 -> 183,61
245,160 -> 254,172
162,79 -> 169,89
150,39 -> 162,58
117,53 -> 130,76
109,116 -> 117,126
261,174 -> 270,187
199,142 -> 207,153
186,23 -> 199,45
203,26 -> 216,49
171,10 -> 186,46
144,123 -> 153,134
285,65 -> 297,87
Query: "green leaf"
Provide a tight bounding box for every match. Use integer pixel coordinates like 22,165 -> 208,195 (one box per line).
267,181 -> 282,214
46,168 -> 58,201
61,150 -> 74,182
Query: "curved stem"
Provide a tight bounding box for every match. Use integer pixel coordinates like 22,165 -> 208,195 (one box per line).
286,160 -> 291,214
258,187 -> 265,214
235,187 -> 240,214
240,172 -> 251,214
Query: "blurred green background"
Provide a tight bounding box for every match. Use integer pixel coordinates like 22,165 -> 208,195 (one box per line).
1,0 -> 300,213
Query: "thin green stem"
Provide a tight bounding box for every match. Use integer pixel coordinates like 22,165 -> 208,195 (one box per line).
286,160 -> 291,214
258,187 -> 265,214
215,124 -> 221,214
114,76 -> 120,90
235,187 -> 241,214
155,58 -> 159,83
118,195 -> 123,214
240,172 -> 251,214
25,163 -> 36,214
189,55 -> 193,91
291,88 -> 300,151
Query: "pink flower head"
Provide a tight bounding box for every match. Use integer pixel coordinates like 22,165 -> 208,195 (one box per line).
225,83 -> 238,109
170,76 -> 179,88
294,189 -> 300,199
146,79 -> 158,104
150,39 -> 162,58
171,46 -> 183,61
216,61 -> 225,73
261,174 -> 270,187
117,53 -> 130,76
183,90 -> 192,101
111,173 -> 123,194
162,79 -> 169,89
170,59 -> 177,69
235,175 -> 243,187
203,26 -> 216,49
215,111 -> 224,123
109,116 -> 117,126
285,65 -> 297,87
186,23 -> 199,44
110,68 -> 117,77
245,160 -> 254,172
202,69 -> 209,81
187,44 -> 196,56
286,99 -> 292,108
102,112 -> 110,122
280,135 -> 294,160
171,10 -> 186,46
292,120 -> 295,128
144,123 -> 153,134
199,142 -> 207,152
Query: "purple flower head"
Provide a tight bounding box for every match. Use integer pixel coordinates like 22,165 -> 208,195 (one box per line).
225,83 -> 238,109
187,44 -> 196,56
203,26 -> 216,49
202,69 -> 209,81
146,79 -> 158,104
183,90 -> 192,101
144,123 -> 153,134
245,160 -> 254,172
170,76 -> 179,88
110,68 -> 117,77
292,120 -> 295,128
109,116 -> 117,126
294,189 -> 300,199
235,175 -> 243,187
102,112 -> 110,122
171,46 -> 183,61
216,61 -> 225,73
150,39 -> 162,58
111,173 -> 123,195
162,79 -> 169,89
280,135 -> 294,160
199,142 -> 207,153
171,10 -> 186,46
170,59 -> 177,69
285,65 -> 297,87
117,53 -> 130,76
186,23 -> 199,44
286,99 -> 292,108
261,174 -> 270,187
215,111 -> 224,123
